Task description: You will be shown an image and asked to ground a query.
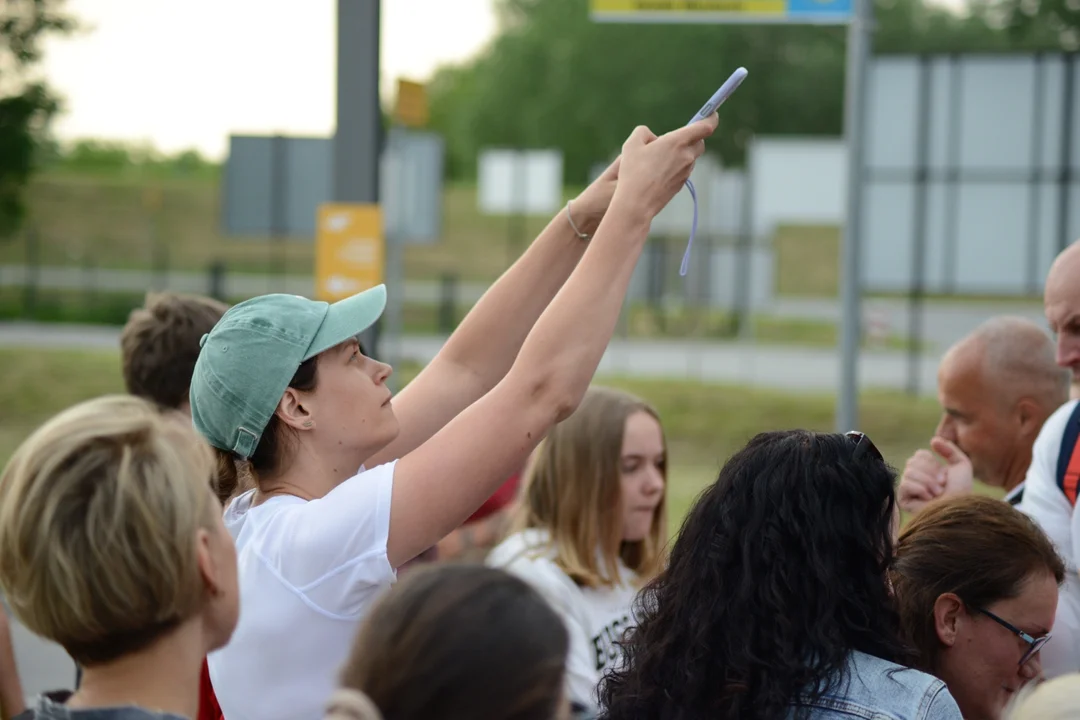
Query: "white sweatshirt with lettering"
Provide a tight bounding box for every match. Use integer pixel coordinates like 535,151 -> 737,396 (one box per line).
486,529 -> 640,711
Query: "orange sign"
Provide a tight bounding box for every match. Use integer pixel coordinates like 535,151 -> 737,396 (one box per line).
315,204 -> 384,302
394,79 -> 429,128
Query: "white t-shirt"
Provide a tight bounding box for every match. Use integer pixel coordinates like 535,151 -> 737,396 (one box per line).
486,529 -> 640,711
1017,400 -> 1080,678
208,461 -> 397,720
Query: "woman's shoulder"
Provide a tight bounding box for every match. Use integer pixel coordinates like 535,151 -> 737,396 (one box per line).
846,650 -> 942,689
487,531 -> 577,596
838,651 -> 961,719
488,529 -> 559,573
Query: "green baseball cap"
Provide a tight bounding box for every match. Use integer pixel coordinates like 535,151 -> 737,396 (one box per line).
190,285 -> 387,458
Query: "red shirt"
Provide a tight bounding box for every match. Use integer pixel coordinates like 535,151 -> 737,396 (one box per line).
466,473 -> 521,523
198,659 -> 223,720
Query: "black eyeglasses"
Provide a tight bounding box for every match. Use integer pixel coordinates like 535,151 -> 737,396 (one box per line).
975,606 -> 1051,667
845,431 -> 884,463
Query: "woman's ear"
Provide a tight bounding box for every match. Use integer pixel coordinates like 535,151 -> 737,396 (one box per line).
276,387 -> 314,431
933,592 -> 965,648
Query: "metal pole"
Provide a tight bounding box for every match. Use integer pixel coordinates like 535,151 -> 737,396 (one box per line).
1057,54 -> 1075,253
943,55 -> 961,292
270,134 -> 287,293
906,55 -> 932,397
836,0 -> 872,432
334,0 -> 382,356
384,128 -> 406,393
733,150 -> 755,339
1025,53 -> 1045,294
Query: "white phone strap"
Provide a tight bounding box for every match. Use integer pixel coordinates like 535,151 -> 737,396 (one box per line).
680,178 -> 698,277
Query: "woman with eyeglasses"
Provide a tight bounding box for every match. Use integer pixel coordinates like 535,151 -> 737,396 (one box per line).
600,430 -> 962,720
891,494 -> 1065,720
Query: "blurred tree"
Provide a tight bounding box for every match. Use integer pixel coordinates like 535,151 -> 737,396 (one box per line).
0,0 -> 77,239
995,0 -> 1080,49
429,0 -> 1063,183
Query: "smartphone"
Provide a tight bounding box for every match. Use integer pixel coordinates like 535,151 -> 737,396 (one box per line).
687,67 -> 748,125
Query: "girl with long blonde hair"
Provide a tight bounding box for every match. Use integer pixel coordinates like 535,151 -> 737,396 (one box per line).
487,386 -> 668,713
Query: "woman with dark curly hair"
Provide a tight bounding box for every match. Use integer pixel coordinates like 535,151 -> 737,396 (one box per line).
599,430 -> 963,720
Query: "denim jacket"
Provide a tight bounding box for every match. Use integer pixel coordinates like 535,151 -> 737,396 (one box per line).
790,651 -> 963,720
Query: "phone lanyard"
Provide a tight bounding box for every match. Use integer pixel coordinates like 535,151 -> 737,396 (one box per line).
679,177 -> 697,277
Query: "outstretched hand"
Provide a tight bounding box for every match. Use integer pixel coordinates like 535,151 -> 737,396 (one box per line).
612,113 -> 719,221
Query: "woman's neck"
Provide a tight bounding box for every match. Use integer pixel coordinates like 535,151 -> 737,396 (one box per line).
255,444 -> 369,504
66,621 -> 205,718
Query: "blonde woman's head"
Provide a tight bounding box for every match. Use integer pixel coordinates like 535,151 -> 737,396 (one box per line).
516,385 -> 667,588
0,395 -> 238,666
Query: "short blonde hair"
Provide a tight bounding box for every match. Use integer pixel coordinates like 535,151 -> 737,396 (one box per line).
513,386 -> 668,589
1005,673 -> 1080,719
0,395 -> 217,666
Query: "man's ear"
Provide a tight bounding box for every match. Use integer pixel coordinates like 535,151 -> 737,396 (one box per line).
276,386 -> 314,431
1015,397 -> 1042,440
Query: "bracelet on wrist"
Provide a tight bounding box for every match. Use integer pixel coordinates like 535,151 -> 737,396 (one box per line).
565,200 -> 592,241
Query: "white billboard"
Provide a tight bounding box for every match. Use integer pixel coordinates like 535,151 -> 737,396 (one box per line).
477,149 -> 564,216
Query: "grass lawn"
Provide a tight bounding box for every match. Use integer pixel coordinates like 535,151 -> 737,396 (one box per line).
0,347 -> 1000,534
0,176 -> 562,281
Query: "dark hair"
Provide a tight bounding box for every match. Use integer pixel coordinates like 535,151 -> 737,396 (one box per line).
890,494 -> 1066,673
339,564 -> 569,720
600,430 -> 909,720
213,356 -> 318,503
120,292 -> 228,409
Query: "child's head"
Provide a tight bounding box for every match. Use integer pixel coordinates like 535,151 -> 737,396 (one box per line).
120,292 -> 229,413
332,564 -> 569,720
516,385 -> 668,588
0,395 -> 238,667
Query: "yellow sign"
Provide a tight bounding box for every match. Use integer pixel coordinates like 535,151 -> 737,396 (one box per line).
590,0 -> 851,20
315,204 -> 384,302
394,79 -> 429,128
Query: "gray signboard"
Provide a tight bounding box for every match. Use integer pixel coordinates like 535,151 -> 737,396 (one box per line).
382,128 -> 444,243
222,130 -> 444,244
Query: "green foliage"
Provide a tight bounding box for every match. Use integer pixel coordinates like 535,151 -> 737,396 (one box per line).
0,0 -> 76,239
995,0 -> 1080,49
428,0 -> 1066,183
0,287 -> 149,326
44,139 -> 221,181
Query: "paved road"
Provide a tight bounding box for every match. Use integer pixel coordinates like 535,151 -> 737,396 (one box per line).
0,264 -> 1049,353
770,297 -> 1047,350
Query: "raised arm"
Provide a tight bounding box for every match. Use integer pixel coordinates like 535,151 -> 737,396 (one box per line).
386,117 -> 719,567
365,160 -> 620,467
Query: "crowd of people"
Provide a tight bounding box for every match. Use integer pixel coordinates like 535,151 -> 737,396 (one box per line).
0,109 -> 1079,720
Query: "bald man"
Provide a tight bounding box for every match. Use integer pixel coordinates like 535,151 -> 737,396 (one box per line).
898,316 -> 1069,514
1046,240 -> 1080,400
1008,240 -> 1080,679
